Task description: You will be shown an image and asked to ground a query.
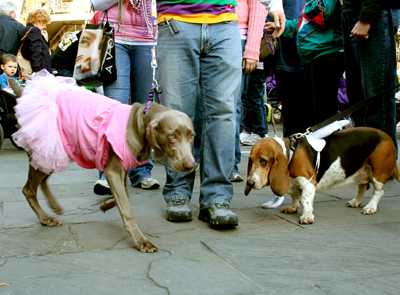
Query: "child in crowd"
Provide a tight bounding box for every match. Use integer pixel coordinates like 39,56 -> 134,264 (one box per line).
0,54 -> 21,95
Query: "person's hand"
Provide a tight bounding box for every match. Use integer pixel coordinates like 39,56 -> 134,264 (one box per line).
243,58 -> 258,74
350,21 -> 371,42
270,10 -> 286,38
265,22 -> 276,32
41,29 -> 49,42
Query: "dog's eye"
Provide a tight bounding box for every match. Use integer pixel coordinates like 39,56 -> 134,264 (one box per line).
260,158 -> 268,166
169,134 -> 176,139
190,134 -> 195,139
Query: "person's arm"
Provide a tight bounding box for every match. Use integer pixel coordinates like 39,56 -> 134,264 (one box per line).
257,0 -> 285,38
242,0 -> 268,73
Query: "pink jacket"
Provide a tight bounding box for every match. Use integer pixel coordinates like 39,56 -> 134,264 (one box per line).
236,0 -> 268,60
56,90 -> 148,171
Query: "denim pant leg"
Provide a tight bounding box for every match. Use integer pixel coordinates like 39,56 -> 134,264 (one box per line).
103,43 -> 155,184
157,21 -> 242,207
342,10 -> 398,155
233,39 -> 247,174
157,21 -> 200,203
246,69 -> 268,136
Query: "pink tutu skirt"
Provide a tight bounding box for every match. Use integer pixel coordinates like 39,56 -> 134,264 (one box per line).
12,70 -> 86,174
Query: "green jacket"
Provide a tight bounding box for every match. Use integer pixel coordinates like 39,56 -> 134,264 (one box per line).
282,0 -> 343,63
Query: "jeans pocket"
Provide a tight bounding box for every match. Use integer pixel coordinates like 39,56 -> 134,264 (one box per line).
223,20 -> 238,26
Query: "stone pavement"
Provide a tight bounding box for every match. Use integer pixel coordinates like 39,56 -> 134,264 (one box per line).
1,124 -> 400,295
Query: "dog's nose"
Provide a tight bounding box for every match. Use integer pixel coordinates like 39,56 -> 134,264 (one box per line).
246,179 -> 255,188
183,159 -> 195,171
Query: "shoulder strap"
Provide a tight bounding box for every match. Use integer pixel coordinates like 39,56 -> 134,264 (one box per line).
19,27 -> 33,50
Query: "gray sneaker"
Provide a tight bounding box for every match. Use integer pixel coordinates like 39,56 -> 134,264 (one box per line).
198,203 -> 238,227
166,199 -> 192,222
230,172 -> 243,182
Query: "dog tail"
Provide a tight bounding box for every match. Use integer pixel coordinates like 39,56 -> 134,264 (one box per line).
392,165 -> 400,183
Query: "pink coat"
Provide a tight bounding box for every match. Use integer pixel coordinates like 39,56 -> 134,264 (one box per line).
56,90 -> 148,171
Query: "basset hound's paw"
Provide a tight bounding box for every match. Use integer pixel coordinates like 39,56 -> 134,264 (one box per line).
299,213 -> 314,224
347,199 -> 362,208
361,205 -> 377,215
280,205 -> 299,214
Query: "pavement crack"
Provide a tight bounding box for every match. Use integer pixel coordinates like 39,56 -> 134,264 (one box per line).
200,241 -> 266,292
147,249 -> 171,295
68,225 -> 83,252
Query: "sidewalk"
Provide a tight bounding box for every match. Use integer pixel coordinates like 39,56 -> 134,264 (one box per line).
0,123 -> 400,295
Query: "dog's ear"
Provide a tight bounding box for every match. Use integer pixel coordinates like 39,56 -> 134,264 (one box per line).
146,120 -> 164,158
269,153 -> 290,196
244,157 -> 253,196
126,103 -> 151,161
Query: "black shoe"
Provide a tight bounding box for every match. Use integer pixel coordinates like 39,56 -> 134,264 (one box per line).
198,203 -> 238,227
94,179 -> 112,195
166,199 -> 192,222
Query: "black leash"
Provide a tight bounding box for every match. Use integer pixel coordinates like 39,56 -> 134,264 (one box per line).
309,83 -> 400,133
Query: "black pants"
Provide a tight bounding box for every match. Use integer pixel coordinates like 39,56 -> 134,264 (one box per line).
304,51 -> 345,127
275,70 -> 309,137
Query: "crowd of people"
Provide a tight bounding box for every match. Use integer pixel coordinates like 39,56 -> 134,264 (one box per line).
1,0 -> 400,229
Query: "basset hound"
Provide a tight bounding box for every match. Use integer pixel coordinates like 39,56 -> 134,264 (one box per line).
245,127 -> 400,224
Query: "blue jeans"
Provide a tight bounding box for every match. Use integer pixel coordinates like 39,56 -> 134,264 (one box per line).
233,39 -> 268,173
342,9 -> 398,155
102,42 -> 157,185
157,20 -> 242,209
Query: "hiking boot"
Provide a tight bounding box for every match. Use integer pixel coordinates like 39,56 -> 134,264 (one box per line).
230,172 -> 243,182
198,203 -> 238,227
166,199 -> 193,222
94,179 -> 112,195
136,177 -> 160,190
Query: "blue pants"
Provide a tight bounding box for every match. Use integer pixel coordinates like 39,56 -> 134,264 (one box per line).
157,20 -> 242,209
101,42 -> 157,185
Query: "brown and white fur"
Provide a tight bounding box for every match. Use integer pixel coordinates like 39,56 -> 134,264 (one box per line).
245,127 -> 400,224
22,102 -> 195,252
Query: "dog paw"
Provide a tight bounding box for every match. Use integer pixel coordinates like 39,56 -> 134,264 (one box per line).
347,199 -> 361,208
280,205 -> 299,214
40,216 -> 62,227
361,206 -> 377,215
138,239 -> 158,253
299,214 -> 314,224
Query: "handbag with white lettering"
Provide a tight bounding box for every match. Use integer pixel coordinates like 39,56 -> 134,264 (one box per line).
73,11 -> 117,87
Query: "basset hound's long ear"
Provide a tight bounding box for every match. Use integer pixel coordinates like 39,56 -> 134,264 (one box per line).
269,153 -> 290,196
126,103 -> 151,161
244,157 -> 253,196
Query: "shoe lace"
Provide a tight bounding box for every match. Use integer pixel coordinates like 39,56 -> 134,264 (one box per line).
173,199 -> 186,206
215,203 -> 230,210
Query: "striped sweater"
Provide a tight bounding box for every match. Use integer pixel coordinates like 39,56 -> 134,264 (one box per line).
156,0 -> 238,24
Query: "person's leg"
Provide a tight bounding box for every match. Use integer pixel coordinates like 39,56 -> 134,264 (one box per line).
197,21 -> 242,225
232,39 -> 246,180
194,87 -> 203,167
343,10 -> 398,154
127,45 -> 159,189
307,52 -> 344,126
94,43 -> 130,195
275,70 -> 309,137
241,69 -> 269,146
157,21 -> 200,221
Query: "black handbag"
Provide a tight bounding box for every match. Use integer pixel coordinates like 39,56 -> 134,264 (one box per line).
73,12 -> 117,87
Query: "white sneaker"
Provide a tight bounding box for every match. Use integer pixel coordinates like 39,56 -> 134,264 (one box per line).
240,130 -> 251,142
138,177 -> 160,190
94,179 -> 112,195
241,133 -> 266,146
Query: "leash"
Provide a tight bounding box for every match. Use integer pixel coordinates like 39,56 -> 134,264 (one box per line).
309,83 -> 400,133
144,16 -> 162,114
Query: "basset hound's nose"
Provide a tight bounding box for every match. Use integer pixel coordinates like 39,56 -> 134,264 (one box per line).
246,179 -> 255,188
